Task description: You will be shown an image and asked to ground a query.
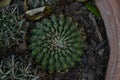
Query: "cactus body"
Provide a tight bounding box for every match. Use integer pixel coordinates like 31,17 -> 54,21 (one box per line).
29,15 -> 84,72
0,10 -> 26,48
28,0 -> 57,8
0,55 -> 39,79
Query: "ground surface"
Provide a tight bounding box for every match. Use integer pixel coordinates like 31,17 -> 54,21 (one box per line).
0,0 -> 109,80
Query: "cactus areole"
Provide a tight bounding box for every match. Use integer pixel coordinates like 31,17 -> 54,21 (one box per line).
29,15 -> 84,72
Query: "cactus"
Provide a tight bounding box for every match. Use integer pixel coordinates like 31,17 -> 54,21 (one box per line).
0,9 -> 26,48
0,55 -> 39,80
28,0 -> 57,8
29,15 -> 85,72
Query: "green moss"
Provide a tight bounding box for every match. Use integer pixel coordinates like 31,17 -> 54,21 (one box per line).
29,15 -> 85,72
0,9 -> 26,48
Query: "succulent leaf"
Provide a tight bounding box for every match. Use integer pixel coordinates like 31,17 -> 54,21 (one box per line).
29,15 -> 85,72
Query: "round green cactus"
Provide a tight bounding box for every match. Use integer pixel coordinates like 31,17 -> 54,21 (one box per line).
0,9 -> 26,48
29,15 -> 84,72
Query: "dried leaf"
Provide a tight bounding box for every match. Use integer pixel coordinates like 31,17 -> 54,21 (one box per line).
0,0 -> 11,7
24,0 -> 29,11
25,5 -> 51,20
25,6 -> 45,16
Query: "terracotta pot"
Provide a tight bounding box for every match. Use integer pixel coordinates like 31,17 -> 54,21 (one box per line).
95,0 -> 120,80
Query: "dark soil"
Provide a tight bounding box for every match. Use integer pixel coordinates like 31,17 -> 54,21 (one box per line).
0,0 -> 110,80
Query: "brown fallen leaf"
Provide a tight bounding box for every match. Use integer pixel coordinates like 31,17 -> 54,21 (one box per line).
23,0 -> 51,20
25,6 -> 45,16
24,0 -> 28,11
0,0 -> 11,7
25,5 -> 51,20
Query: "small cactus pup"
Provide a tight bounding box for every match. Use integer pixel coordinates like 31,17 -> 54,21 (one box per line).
0,9 -> 26,48
29,15 -> 85,72
0,55 -> 39,79
28,0 -> 57,8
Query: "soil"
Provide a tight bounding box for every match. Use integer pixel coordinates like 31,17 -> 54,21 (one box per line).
0,0 -> 110,80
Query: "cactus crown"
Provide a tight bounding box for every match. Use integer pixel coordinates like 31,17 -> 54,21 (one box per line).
0,9 -> 26,48
29,15 -> 85,72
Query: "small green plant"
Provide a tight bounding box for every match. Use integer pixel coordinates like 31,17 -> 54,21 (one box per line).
29,15 -> 85,72
0,55 -> 39,80
28,0 -> 57,8
0,9 -> 26,48
85,3 -> 101,18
